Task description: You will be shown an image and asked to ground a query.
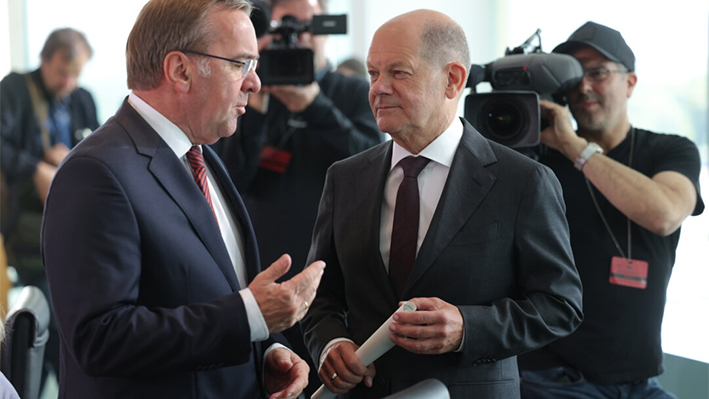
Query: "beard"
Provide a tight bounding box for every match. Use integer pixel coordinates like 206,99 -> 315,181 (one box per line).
570,93 -> 607,132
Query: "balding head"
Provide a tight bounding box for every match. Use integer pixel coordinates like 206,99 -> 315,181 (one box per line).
367,9 -> 470,153
379,9 -> 469,72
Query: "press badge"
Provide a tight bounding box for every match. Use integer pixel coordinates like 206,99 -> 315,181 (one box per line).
259,145 -> 292,174
609,256 -> 648,289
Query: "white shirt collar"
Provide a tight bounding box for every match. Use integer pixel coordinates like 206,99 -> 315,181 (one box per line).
128,91 -> 194,158
390,117 -> 464,170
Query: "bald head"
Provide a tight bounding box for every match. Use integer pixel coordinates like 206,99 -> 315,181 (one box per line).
367,9 -> 470,153
378,9 -> 470,71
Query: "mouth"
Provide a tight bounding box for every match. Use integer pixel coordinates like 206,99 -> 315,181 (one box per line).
573,94 -> 600,110
376,104 -> 398,113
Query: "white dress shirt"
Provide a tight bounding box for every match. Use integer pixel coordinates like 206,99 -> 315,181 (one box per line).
380,118 -> 464,268
127,92 -> 269,342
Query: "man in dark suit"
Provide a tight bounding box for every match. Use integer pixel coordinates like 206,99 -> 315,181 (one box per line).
41,1 -> 324,398
301,9 -> 584,399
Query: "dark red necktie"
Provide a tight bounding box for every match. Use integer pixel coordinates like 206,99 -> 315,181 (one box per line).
186,146 -> 219,226
389,156 -> 430,297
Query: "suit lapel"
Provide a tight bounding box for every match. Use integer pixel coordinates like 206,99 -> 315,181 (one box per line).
404,120 -> 498,295
204,146 -> 261,281
116,100 -> 240,291
350,143 -> 398,298
366,142 -> 398,301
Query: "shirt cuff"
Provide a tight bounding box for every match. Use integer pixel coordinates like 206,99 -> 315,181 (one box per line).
319,338 -> 355,371
239,287 -> 269,342
262,343 -> 290,395
455,328 -> 465,352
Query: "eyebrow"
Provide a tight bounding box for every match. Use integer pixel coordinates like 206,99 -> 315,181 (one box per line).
232,51 -> 260,61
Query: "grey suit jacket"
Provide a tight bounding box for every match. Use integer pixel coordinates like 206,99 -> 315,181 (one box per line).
302,119 -> 583,399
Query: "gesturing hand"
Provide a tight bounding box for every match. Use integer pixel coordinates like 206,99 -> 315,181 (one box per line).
250,254 -> 325,333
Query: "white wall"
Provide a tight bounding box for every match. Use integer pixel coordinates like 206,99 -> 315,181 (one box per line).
0,0 -> 9,76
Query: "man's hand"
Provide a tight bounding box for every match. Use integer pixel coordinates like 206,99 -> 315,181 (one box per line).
264,347 -> 309,399
538,99 -> 587,160
263,82 -> 320,113
33,161 -> 57,204
319,341 -> 375,395
389,297 -> 464,355
249,254 -> 325,333
43,143 -> 70,167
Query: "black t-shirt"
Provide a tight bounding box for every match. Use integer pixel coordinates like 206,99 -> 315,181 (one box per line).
519,127 -> 704,384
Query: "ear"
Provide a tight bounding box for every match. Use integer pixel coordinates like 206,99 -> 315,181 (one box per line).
625,71 -> 637,99
445,62 -> 467,100
163,51 -> 192,94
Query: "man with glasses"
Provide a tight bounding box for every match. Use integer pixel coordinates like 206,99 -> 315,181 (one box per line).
41,1 -> 325,398
213,0 -> 383,395
518,21 -> 705,399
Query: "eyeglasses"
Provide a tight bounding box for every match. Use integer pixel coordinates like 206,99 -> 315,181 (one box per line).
583,66 -> 627,82
181,50 -> 258,77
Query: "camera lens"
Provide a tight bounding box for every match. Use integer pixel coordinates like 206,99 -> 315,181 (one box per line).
481,100 -> 526,143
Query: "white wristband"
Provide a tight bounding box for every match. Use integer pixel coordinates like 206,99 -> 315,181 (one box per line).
574,142 -> 603,171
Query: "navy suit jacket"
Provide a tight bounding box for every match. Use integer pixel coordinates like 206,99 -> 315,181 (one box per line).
302,119 -> 584,399
41,99 -> 279,398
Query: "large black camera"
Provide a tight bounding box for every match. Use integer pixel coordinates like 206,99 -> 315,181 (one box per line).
254,7 -> 347,86
464,30 -> 583,148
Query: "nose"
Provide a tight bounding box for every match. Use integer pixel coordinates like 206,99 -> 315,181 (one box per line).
370,75 -> 392,97
242,67 -> 261,93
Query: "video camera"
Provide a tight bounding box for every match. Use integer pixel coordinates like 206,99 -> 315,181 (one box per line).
464,29 -> 583,148
249,0 -> 347,85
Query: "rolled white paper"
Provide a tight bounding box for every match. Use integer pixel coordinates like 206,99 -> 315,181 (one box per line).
310,301 -> 417,399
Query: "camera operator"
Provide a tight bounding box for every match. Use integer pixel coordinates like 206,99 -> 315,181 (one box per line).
517,21 -> 704,399
214,0 -> 384,395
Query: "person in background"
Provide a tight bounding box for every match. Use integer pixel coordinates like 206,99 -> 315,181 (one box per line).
41,1 -> 324,398
302,9 -> 583,399
0,27 -> 99,394
336,57 -> 368,79
518,21 -> 704,399
213,0 -> 383,395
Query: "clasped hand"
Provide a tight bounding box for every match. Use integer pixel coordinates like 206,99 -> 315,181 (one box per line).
319,297 -> 463,395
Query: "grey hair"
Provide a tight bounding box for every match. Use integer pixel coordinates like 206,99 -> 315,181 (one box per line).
419,20 -> 470,71
126,0 -> 252,90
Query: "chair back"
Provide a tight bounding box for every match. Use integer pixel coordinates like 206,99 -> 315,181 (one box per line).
1,285 -> 51,399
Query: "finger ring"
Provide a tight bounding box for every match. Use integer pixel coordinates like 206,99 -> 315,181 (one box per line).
330,373 -> 337,383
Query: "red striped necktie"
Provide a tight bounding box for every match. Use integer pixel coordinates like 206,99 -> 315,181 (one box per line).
186,146 -> 219,227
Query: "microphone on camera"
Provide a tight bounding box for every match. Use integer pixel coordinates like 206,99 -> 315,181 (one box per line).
466,64 -> 486,89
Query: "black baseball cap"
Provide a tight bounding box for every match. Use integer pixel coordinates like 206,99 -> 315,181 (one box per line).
552,21 -> 635,72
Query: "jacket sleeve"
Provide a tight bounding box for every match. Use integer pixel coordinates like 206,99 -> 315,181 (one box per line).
299,74 -> 384,159
0,73 -> 43,184
458,163 -> 584,365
